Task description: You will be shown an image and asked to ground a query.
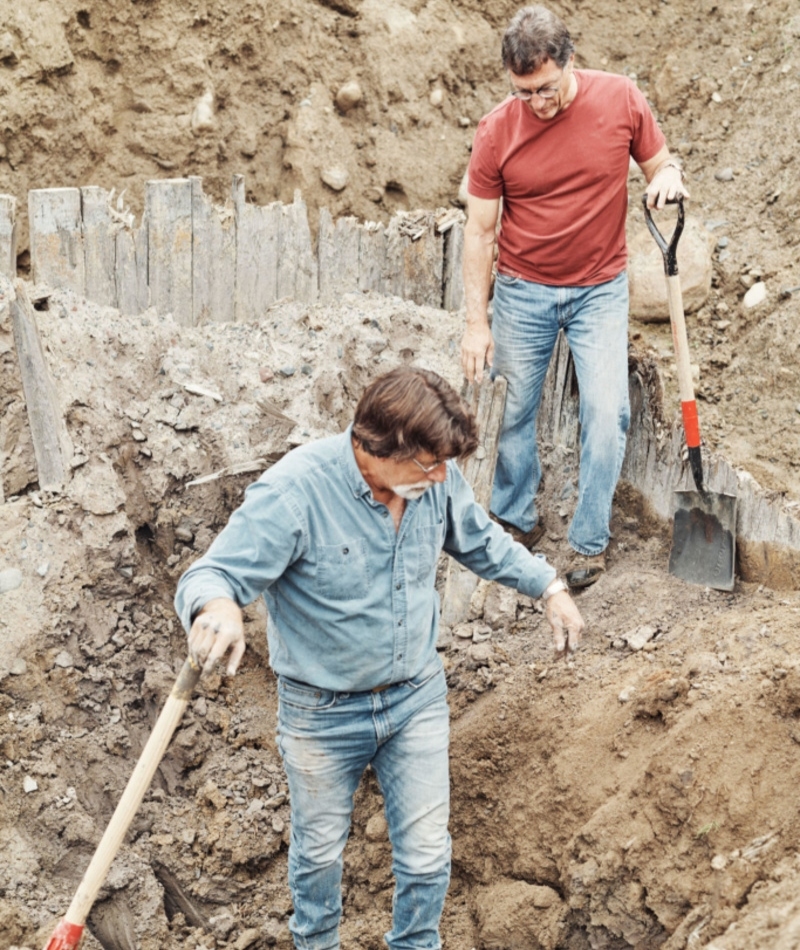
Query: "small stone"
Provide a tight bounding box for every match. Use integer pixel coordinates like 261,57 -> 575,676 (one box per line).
54,651 -> 74,669
321,166 -> 349,192
132,428 -> 147,442
458,116 -> 471,127
335,80 -> 363,113
37,562 -> 49,577
467,642 -> 493,667
365,813 -> 388,841
715,167 -> 734,182
429,87 -> 444,107
743,282 -> 767,308
0,568 -> 23,594
711,91 -> 722,103
259,366 -> 274,383
174,524 -> 194,543
453,623 -> 473,639
191,89 -> 215,133
716,236 -> 729,249
711,854 -> 728,871
271,816 -> 285,834
624,624 -> 658,651
278,366 -> 296,377
23,776 -> 38,793
234,928 -> 262,950
10,658 -> 27,676
619,687 -> 636,703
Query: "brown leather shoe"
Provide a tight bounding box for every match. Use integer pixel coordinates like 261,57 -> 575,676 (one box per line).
493,516 -> 546,551
565,551 -> 606,589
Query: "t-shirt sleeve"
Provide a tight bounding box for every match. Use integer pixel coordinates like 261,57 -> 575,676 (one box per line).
628,81 -> 667,166
467,117 -> 505,199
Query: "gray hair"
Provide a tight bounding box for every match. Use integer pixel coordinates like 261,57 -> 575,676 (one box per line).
501,6 -> 575,75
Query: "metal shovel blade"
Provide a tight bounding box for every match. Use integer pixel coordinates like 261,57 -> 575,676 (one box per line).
669,490 -> 737,591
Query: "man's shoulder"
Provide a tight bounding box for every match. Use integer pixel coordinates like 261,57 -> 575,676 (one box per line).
577,68 -> 634,89
261,431 -> 347,488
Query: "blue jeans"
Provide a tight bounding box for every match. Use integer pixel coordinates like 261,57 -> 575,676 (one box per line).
276,665 -> 451,950
490,270 -> 630,556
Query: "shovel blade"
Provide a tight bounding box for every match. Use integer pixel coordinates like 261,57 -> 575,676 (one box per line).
669,490 -> 737,591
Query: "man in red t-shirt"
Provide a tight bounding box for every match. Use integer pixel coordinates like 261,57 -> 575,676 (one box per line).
461,4 -> 688,589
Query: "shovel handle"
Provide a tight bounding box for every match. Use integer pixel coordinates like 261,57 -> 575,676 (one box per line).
57,656 -> 202,933
642,193 -> 685,278
642,194 -> 704,492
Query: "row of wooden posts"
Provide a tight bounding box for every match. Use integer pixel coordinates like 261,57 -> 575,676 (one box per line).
0,176 -> 466,323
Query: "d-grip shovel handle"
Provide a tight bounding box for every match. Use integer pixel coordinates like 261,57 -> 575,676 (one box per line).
641,194 -> 704,493
642,193 -> 685,277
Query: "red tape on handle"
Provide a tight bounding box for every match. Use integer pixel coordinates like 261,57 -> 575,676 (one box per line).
44,918 -> 85,950
681,400 -> 701,449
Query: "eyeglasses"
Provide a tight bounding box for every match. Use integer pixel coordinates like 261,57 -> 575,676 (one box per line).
411,457 -> 445,474
510,70 -> 564,101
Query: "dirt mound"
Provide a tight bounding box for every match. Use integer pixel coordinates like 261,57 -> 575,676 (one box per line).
1,1 -> 800,948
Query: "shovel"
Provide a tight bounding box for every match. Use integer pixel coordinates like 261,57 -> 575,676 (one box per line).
642,194 -> 737,591
43,656 -> 202,950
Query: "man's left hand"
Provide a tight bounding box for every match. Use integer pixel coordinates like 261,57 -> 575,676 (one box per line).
545,590 -> 585,659
645,164 -> 690,210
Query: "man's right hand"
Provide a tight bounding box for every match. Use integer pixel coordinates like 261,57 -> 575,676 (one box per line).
460,321 -> 495,383
188,597 -> 246,675
545,590 -> 585,659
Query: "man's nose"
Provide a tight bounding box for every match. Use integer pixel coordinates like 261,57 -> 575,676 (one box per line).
427,463 -> 447,483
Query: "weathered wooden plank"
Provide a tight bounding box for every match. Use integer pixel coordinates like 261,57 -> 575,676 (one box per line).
8,281 -> 72,491
145,178 -> 193,325
440,376 -> 508,628
358,222 -> 387,295
386,211 -> 443,307
442,218 -> 465,311
318,209 -> 360,302
29,188 -> 85,294
191,177 -> 235,324
232,175 -> 281,322
278,191 -> 318,304
0,194 -> 17,279
116,221 -> 149,316
81,186 -> 117,308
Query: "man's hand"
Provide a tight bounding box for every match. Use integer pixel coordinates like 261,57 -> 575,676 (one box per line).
545,590 -> 585,659
460,321 -> 495,384
644,163 -> 690,210
188,597 -> 246,675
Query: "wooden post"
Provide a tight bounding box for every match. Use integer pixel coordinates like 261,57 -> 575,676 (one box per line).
81,186 -> 117,308
191,178 -> 235,324
441,218 -> 465,311
145,179 -> 193,326
116,221 -> 149,316
385,212 -> 444,307
232,175 -> 281,323
29,188 -> 85,294
358,222 -> 387,295
318,209 -> 360,302
440,376 -> 507,628
278,191 -> 318,305
8,281 -> 72,491
0,194 -> 17,278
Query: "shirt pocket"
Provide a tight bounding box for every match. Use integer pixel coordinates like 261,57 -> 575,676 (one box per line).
315,538 -> 371,600
414,520 -> 446,583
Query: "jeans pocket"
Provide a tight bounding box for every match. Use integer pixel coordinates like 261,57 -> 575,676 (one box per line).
405,664 -> 445,692
278,676 -> 338,710
495,271 -> 521,286
315,538 -> 371,599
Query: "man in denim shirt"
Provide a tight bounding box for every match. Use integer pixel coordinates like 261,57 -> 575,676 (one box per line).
176,366 -> 584,950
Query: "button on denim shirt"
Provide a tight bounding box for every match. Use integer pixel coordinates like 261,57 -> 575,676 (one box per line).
175,426 -> 555,692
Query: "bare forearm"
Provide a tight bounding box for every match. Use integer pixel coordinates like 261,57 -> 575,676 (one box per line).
463,227 -> 495,327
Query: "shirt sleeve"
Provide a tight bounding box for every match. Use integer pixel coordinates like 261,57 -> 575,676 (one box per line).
442,464 -> 556,598
628,80 -> 666,166
467,116 -> 506,200
174,478 -> 305,633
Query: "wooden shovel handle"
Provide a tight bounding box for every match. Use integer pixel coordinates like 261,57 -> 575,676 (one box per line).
62,657 -> 202,927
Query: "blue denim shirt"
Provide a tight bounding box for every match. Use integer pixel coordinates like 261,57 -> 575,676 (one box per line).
175,426 -> 555,691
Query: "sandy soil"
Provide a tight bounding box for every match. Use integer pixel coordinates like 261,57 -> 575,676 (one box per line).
2,1 -> 800,949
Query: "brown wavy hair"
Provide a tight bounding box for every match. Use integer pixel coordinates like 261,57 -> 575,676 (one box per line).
502,5 -> 574,75
352,366 -> 478,461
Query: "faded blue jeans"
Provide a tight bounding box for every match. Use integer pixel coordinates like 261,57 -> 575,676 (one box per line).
490,270 -> 630,556
276,664 -> 451,950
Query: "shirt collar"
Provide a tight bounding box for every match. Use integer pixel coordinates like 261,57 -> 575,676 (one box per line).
340,423 -> 373,498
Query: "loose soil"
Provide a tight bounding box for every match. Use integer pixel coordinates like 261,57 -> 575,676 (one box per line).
1,1 -> 800,949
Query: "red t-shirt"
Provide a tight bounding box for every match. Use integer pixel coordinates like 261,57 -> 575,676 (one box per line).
468,69 -> 666,286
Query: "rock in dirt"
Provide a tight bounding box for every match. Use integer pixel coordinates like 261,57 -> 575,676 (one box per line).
335,80 -> 363,112
475,880 -> 567,949
0,568 -> 22,593
628,215 -> 714,321
624,624 -> 658,651
321,166 -> 349,192
743,282 -> 767,308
